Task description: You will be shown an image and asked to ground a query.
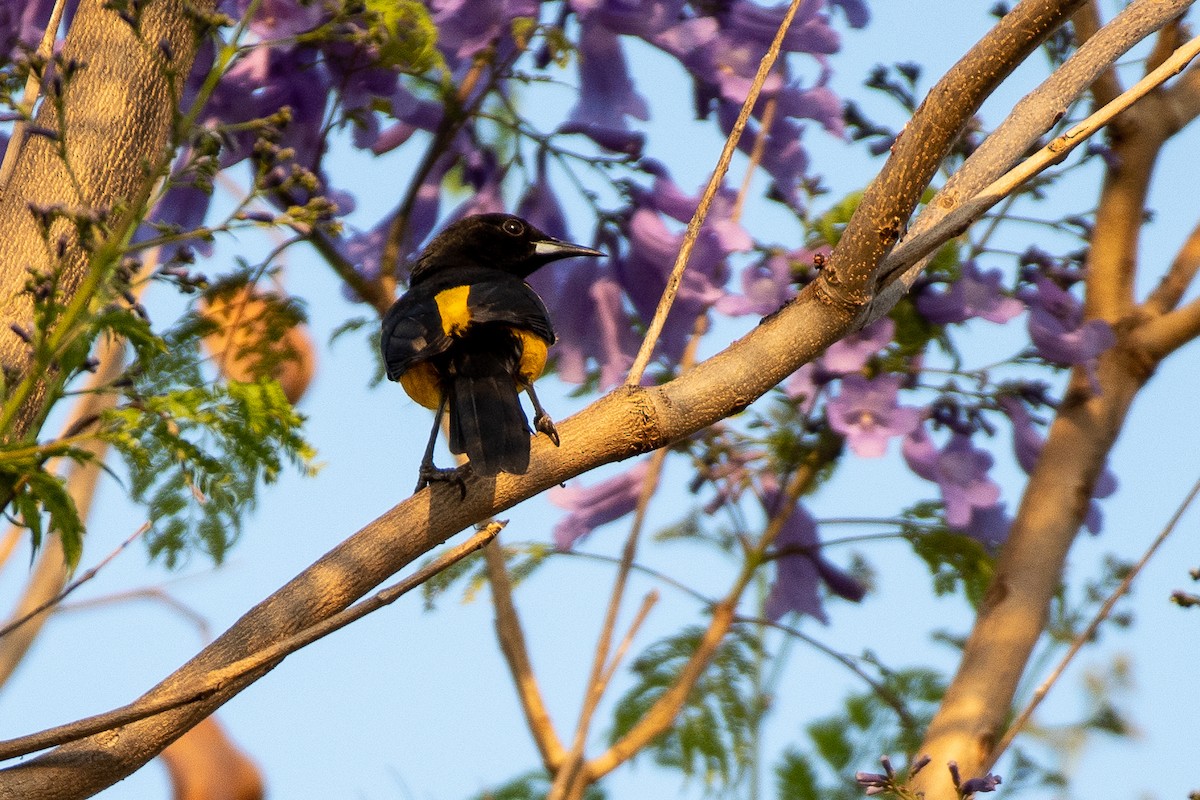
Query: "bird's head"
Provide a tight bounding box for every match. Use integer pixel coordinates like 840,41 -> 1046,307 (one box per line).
410,213 -> 604,283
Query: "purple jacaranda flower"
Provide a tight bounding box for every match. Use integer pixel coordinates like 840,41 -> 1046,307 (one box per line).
827,374 -> 923,458
550,461 -> 650,549
830,0 -> 870,27
714,251 -> 798,316
959,773 -> 1002,796
997,395 -> 1118,535
430,0 -> 537,63
720,106 -> 811,206
855,770 -> 891,796
963,503 -> 1011,549
559,19 -> 649,155
821,317 -> 894,375
917,261 -> 1023,325
565,273 -> 638,388
520,168 -> 635,389
773,82 -> 846,136
572,0 -> 686,37
783,362 -> 823,415
764,499 -> 865,623
724,0 -> 842,54
903,427 -> 1001,530
366,83 -> 445,154
231,0 -> 328,39
0,0 -> 58,56
1022,276 -> 1115,370
614,207 -> 734,362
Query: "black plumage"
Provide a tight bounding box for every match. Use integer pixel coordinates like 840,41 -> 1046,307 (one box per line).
380,213 -> 603,492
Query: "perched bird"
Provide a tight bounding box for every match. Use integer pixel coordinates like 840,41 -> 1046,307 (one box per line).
380,213 -> 603,492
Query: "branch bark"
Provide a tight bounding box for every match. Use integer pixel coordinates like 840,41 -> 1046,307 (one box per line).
0,0 -> 211,442
0,2 -> 1091,797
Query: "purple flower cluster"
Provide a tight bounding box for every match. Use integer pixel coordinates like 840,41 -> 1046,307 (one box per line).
549,460 -> 651,550
997,394 -> 1116,534
917,261 -> 1023,325
762,494 -> 865,623
904,425 -> 1009,546
826,373 -> 921,458
1021,276 -> 1115,388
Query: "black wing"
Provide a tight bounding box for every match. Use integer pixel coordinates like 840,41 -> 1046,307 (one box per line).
466,279 -> 556,344
379,276 -> 555,382
379,286 -> 452,381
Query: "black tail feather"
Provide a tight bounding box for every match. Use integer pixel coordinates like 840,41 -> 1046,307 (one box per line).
446,334 -> 531,476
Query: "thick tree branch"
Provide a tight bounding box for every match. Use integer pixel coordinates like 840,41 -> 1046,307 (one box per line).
0,525 -> 499,765
0,0 -> 212,442
1071,2 -> 1124,107
0,2 -> 1108,796
824,0 -> 1089,314
911,13 -> 1200,800
870,0 -> 1194,318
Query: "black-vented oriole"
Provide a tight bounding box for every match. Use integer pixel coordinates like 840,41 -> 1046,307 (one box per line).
380,213 -> 603,492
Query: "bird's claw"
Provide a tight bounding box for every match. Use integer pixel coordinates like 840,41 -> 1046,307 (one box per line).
415,464 -> 468,499
534,412 -> 560,447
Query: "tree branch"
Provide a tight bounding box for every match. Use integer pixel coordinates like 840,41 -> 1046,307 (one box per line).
484,540 -> 566,774
1070,2 -> 1124,107
0,524 -> 499,764
824,0 -> 1089,315
0,3 -> 1098,796
870,0 -> 1193,318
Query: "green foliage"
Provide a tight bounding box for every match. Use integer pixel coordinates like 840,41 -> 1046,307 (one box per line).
361,0 -> 445,75
101,321 -> 315,566
774,668 -> 945,800
609,626 -> 764,790
421,541 -> 555,609
901,501 -> 995,607
774,747 -> 821,800
6,467 -> 86,569
467,770 -> 604,800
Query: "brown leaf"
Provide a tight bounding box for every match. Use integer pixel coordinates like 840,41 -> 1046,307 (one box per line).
200,286 -> 316,404
159,715 -> 264,800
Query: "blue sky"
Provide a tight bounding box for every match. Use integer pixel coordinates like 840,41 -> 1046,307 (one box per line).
2,2 -> 1200,799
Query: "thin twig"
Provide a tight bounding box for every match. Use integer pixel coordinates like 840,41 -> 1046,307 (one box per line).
0,0 -> 70,189
0,524 -> 501,762
988,475 -> 1200,766
731,97 -> 777,224
60,587 -> 212,641
484,539 -> 566,772
624,0 -> 804,386
0,523 -> 151,641
586,445 -> 828,779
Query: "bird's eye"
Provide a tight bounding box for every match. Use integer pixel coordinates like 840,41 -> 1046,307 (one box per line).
501,218 -> 525,237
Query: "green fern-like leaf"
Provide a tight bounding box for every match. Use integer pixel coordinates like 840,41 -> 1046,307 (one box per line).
608,625 -> 763,789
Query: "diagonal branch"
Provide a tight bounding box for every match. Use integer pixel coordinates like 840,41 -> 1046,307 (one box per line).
868,0 -> 1193,320
0,3 -> 1093,796
0,524 -> 500,763
623,0 -> 802,386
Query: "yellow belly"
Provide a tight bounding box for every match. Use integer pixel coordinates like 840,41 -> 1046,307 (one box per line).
399,361 -> 443,409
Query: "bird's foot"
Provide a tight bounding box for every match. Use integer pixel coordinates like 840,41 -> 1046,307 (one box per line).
415,464 -> 468,499
533,412 -> 560,447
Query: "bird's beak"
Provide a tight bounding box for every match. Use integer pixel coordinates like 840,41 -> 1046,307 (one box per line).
533,239 -> 605,261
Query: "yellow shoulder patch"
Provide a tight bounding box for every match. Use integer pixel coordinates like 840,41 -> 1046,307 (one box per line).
435,285 -> 472,337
